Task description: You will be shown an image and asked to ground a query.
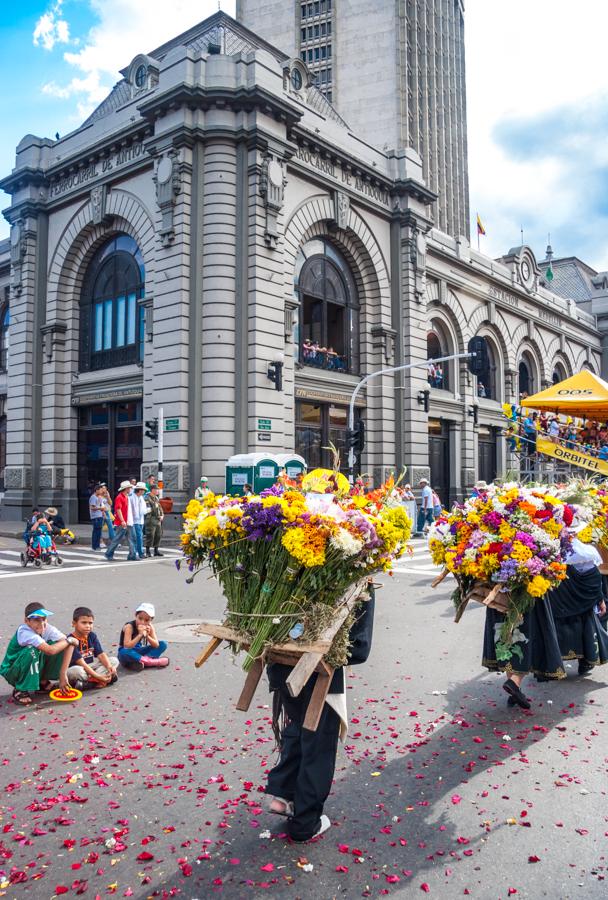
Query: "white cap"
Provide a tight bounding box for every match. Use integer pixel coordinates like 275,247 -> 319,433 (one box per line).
135,481 -> 147,491
119,480 -> 132,491
135,602 -> 156,617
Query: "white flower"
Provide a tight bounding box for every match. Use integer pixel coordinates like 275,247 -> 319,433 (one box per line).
329,528 -> 364,557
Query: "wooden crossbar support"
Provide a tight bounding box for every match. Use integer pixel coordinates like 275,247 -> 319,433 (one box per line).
193,579 -> 368,730
194,636 -> 222,668
303,662 -> 334,731
236,658 -> 264,711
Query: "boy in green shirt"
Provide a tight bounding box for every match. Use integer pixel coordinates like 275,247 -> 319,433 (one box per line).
0,603 -> 79,705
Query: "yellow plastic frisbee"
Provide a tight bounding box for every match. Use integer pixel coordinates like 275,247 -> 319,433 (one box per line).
49,687 -> 83,702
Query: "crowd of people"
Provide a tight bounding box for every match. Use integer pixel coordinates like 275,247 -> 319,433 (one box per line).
508,408 -> 608,460
88,476 -> 166,561
301,339 -> 347,371
426,360 -> 444,388
0,601 -> 170,706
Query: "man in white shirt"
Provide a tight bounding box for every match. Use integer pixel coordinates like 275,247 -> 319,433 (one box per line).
129,482 -> 149,560
89,485 -> 105,551
416,478 -> 435,535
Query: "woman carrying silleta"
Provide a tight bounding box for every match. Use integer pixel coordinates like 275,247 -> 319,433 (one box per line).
482,590 -> 565,710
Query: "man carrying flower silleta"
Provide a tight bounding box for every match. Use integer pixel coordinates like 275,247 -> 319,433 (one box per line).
179,466 -> 413,840
266,587 -> 376,841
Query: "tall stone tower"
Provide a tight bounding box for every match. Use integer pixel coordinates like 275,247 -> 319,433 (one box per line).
236,0 -> 470,239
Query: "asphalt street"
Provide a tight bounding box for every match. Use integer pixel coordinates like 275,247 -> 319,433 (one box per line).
0,535 -> 606,899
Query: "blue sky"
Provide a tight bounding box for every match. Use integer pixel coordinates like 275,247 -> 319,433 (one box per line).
1,1 -> 607,270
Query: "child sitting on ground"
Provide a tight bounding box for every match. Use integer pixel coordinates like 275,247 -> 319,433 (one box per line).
118,603 -> 169,670
0,604 -> 79,705
65,606 -> 119,690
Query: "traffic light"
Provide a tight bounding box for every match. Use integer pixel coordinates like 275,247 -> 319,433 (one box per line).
145,418 -> 158,442
467,336 -> 488,375
346,420 -> 365,454
267,359 -> 283,392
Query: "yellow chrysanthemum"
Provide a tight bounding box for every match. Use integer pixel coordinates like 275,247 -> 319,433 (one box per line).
196,515 -> 220,538
528,575 -> 551,597
282,525 -> 327,567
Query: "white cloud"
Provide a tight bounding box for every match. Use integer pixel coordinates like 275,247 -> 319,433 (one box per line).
466,0 -> 608,268
47,0 -> 235,109
33,2 -> 70,51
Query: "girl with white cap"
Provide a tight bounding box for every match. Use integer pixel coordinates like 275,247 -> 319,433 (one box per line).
118,603 -> 169,671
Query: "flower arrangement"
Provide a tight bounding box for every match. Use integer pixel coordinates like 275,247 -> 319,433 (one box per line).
554,479 -> 608,548
179,472 -> 412,670
428,483 -> 575,660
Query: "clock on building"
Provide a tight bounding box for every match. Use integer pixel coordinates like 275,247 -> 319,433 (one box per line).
290,67 -> 303,91
135,65 -> 147,88
520,258 -> 531,284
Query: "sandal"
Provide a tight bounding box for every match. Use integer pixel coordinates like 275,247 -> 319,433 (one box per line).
269,797 -> 294,817
502,678 -> 531,710
12,690 -> 33,706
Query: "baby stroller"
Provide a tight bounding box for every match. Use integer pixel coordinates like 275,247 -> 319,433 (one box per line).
21,517 -> 63,568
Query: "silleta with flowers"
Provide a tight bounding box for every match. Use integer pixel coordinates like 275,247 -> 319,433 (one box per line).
428,483 -> 578,661
178,469 -> 412,671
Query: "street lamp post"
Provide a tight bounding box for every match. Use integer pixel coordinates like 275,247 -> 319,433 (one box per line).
347,352 -> 473,478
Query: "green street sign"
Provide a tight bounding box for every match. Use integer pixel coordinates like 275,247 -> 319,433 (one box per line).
257,417 -> 272,431
165,418 -> 180,432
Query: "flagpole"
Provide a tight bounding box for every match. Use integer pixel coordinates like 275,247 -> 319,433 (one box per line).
477,212 -> 480,251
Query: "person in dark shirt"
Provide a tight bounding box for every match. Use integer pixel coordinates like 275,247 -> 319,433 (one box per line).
65,607 -> 118,689
265,585 -> 375,842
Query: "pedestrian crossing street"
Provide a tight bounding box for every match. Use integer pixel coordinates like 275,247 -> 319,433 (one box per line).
0,542 -> 182,579
391,539 -> 441,576
0,538 -> 436,579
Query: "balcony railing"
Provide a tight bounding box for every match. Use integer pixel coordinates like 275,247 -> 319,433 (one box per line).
301,344 -> 348,373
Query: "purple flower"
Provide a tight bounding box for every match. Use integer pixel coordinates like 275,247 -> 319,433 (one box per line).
260,484 -> 284,498
524,557 -> 545,576
495,558 -> 519,581
482,511 -> 503,529
515,531 -> 537,549
241,501 -> 284,540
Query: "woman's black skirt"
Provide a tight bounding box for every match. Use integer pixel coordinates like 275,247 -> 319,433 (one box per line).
549,566 -> 608,667
482,596 -> 566,680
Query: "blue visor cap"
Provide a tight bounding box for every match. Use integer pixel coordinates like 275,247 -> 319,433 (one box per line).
27,608 -> 54,618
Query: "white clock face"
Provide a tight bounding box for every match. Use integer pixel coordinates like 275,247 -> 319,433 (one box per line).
521,260 -> 531,282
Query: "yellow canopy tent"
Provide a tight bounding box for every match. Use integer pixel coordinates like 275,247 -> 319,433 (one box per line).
521,370 -> 608,420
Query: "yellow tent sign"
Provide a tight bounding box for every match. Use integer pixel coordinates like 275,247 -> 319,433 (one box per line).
522,370 -> 608,419
536,436 -> 608,476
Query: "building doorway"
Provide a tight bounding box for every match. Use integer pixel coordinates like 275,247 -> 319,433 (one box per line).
295,399 -> 359,471
478,425 -> 498,485
428,417 -> 450,506
77,400 -> 143,521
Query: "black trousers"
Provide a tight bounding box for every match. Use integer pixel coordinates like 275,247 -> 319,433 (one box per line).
266,675 -> 340,841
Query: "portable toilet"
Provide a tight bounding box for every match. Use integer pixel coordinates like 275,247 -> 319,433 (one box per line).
275,453 -> 307,481
225,453 -> 280,496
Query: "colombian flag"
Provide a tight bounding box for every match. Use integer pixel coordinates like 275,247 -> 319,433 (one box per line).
476,213 -> 486,236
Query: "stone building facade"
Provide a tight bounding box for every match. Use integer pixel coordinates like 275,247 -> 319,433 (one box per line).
0,12 -> 603,521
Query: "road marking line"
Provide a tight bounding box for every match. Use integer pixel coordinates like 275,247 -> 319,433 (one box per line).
0,556 -> 175,579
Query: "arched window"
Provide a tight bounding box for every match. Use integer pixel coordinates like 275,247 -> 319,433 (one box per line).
0,305 -> 9,372
476,336 -> 498,400
427,321 -> 452,390
79,235 -> 145,371
552,363 -> 567,385
519,352 -> 536,399
295,239 -> 359,374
